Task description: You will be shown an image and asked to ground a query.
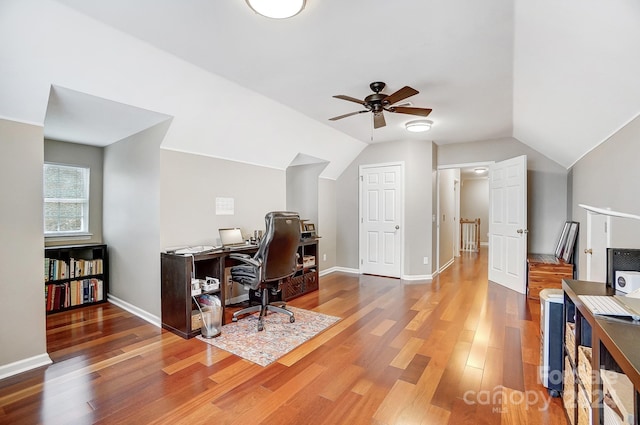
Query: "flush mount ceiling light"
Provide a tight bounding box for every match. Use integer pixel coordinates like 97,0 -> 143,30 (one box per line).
405,119 -> 433,133
245,0 -> 306,19
474,167 -> 488,174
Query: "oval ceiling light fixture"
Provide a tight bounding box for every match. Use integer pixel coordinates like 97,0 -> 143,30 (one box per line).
405,119 -> 433,133
246,0 -> 306,19
474,167 -> 488,174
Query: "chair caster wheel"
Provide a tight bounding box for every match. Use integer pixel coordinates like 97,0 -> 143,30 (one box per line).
232,317 -> 238,322
290,317 -> 295,323
258,323 -> 264,331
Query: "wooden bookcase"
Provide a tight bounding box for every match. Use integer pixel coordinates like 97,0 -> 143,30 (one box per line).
563,279 -> 640,425
44,244 -> 108,313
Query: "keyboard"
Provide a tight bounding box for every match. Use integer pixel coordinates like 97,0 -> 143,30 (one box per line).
579,295 -> 640,321
173,245 -> 220,255
224,243 -> 259,251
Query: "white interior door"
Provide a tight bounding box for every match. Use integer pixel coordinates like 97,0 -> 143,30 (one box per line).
359,163 -> 403,278
488,155 -> 527,294
586,212 -> 611,282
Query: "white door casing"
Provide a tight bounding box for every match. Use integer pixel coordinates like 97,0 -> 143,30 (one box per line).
586,212 -> 611,282
488,155 -> 528,294
359,163 -> 403,278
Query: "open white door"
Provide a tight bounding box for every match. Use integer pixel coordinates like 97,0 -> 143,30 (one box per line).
359,163 -> 403,278
488,155 -> 527,294
586,212 -> 611,282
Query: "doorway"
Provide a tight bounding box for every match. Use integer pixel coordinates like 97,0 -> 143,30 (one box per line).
359,162 -> 404,278
437,163 -> 491,273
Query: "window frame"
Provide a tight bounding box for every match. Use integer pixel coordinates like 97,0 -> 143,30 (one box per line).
43,162 -> 91,238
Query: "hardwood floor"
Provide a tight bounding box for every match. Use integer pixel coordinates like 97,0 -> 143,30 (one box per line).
0,248 -> 567,424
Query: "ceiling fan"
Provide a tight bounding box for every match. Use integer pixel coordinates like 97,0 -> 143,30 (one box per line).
329,81 -> 432,129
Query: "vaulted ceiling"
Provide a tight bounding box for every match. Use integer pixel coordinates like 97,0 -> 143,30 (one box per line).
2,0 -> 640,176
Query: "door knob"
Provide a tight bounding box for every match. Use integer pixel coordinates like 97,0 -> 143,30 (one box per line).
395,225 -> 400,230
517,229 -> 529,234
584,248 -> 593,255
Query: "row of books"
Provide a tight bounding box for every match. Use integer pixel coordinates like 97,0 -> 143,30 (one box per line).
45,278 -> 104,312
45,258 -> 104,282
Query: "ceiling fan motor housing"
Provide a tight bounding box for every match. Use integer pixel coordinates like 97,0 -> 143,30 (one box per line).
329,80 -> 431,128
369,81 -> 386,93
365,93 -> 387,111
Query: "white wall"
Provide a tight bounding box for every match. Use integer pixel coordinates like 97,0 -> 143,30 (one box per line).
571,113 -> 640,278
0,0 -> 366,180
438,169 -> 457,269
159,150 -> 286,250
336,139 -> 434,277
437,137 -> 568,253
318,178 -> 337,270
103,121 -> 169,320
0,119 -> 51,375
460,178 -> 489,243
286,163 -> 328,228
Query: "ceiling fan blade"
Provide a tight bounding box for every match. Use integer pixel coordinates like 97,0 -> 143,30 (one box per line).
329,110 -> 368,121
373,112 -> 386,129
384,86 -> 419,105
390,106 -> 432,117
333,95 -> 367,105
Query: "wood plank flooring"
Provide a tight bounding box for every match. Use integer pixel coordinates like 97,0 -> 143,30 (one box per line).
0,248 -> 567,424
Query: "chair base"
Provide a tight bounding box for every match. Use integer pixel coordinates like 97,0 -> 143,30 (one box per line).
232,290 -> 295,331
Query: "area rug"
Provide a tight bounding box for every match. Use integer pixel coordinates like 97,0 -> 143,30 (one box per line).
196,307 -> 340,366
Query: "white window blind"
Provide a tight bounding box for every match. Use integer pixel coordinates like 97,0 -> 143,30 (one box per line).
44,163 -> 90,235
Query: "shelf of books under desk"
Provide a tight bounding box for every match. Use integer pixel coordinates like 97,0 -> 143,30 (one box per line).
44,244 -> 108,314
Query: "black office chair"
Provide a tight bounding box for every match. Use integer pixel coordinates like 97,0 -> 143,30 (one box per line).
230,211 -> 301,331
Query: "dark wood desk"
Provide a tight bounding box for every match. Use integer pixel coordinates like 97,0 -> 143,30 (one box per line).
161,239 -> 319,339
562,279 -> 640,425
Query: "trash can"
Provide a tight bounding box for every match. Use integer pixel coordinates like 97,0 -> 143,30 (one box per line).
194,295 -> 222,338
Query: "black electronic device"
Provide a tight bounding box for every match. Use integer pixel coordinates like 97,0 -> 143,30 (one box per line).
606,248 -> 640,289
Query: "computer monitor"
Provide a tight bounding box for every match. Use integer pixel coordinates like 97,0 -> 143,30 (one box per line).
219,228 -> 244,247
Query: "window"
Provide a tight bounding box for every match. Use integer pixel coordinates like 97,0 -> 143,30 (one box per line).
44,163 -> 90,236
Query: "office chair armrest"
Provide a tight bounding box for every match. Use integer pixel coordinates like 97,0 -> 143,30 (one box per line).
229,253 -> 261,268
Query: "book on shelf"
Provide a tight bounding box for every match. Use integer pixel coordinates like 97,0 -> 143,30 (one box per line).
45,278 -> 104,312
45,258 -> 70,282
67,258 -> 104,279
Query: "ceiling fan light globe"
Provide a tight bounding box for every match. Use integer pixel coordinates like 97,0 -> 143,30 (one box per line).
245,0 -> 306,19
405,120 -> 433,132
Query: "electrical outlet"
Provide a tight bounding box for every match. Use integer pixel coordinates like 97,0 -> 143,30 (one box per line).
323,253 -> 327,261
423,257 -> 429,265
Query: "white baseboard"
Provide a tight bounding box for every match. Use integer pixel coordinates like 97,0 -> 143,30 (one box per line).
439,258 -> 455,273
321,267 -> 434,282
107,294 -> 161,328
323,266 -> 359,275
0,353 -> 52,380
402,274 -> 434,282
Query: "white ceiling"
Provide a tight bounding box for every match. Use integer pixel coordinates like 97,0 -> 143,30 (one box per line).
11,0 -> 640,169
44,86 -> 172,146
